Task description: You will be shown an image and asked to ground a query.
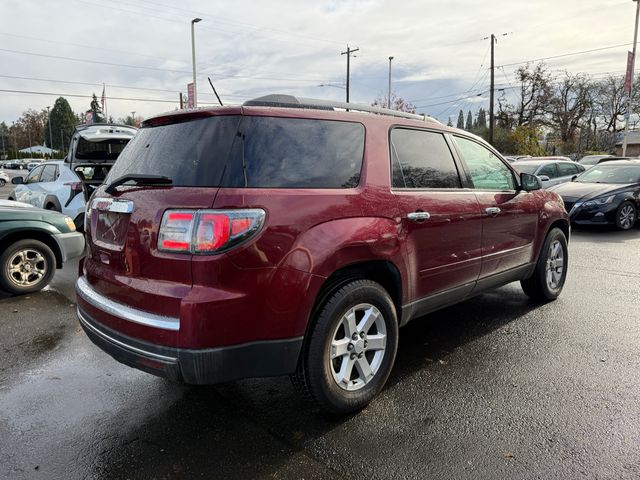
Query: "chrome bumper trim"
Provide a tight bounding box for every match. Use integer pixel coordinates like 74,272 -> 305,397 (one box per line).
75,275 -> 180,331
77,308 -> 178,363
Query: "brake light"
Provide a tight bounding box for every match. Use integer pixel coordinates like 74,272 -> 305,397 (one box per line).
64,181 -> 83,193
158,209 -> 265,254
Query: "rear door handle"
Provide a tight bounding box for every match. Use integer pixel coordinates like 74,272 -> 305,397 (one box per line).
407,211 -> 431,222
485,207 -> 501,216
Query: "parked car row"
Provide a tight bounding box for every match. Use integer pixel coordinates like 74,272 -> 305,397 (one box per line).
6,124 -> 137,230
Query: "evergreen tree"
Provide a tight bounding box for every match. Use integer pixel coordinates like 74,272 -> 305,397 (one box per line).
465,110 -> 473,130
456,110 -> 464,129
477,108 -> 487,129
447,117 -> 453,127
45,97 -> 78,152
90,94 -> 104,123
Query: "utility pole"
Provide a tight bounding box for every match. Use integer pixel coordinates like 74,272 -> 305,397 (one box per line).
191,18 -> 202,108
623,0 -> 640,156
131,111 -> 136,127
47,106 -> 53,154
388,56 -> 394,109
341,45 -> 359,103
489,33 -> 496,145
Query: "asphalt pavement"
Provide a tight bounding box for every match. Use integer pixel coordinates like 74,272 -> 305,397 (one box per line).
0,220 -> 639,479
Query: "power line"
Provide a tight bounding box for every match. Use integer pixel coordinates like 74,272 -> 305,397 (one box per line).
0,88 -> 224,105
0,47 -> 334,83
498,42 -> 634,68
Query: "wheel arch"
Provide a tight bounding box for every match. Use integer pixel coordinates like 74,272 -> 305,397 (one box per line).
0,231 -> 63,269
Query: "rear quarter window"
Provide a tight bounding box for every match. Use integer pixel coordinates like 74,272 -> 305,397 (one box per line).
222,116 -> 365,188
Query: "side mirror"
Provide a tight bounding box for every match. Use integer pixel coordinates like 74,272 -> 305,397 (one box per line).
571,175 -> 578,182
520,172 -> 541,192
538,175 -> 550,182
11,176 -> 24,185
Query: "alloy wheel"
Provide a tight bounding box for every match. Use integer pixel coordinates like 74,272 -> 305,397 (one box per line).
618,204 -> 636,230
545,240 -> 564,290
329,303 -> 387,391
6,249 -> 48,287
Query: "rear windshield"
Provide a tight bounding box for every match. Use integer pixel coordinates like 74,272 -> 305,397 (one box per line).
75,137 -> 130,161
107,115 -> 365,189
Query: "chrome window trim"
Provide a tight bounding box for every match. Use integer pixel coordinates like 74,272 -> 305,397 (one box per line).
75,276 -> 180,331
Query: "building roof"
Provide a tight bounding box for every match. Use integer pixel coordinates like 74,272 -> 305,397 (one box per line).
615,131 -> 640,146
18,145 -> 58,154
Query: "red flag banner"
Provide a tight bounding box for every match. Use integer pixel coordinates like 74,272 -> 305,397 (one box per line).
624,51 -> 634,95
187,83 -> 195,108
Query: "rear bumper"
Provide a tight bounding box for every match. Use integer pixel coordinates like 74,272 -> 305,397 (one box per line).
77,302 -> 303,384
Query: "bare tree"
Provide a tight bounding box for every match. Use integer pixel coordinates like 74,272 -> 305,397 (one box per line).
372,93 -> 416,113
546,72 -> 592,153
513,63 -> 553,126
593,75 -> 632,133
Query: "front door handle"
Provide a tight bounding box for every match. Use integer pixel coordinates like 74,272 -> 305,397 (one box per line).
407,211 -> 431,222
485,207 -> 501,216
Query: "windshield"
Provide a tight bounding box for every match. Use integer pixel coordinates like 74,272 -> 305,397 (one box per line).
575,165 -> 640,184
512,164 -> 539,175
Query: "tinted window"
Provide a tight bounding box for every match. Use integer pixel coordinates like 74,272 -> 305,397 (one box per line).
454,136 -> 515,190
390,129 -> 461,188
108,116 -> 242,187
40,165 -> 58,183
109,116 -> 364,189
558,162 -> 578,176
26,165 -> 44,184
223,116 -> 364,188
75,137 -> 130,161
538,163 -> 559,178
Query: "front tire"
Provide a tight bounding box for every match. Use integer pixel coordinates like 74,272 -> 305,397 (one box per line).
0,239 -> 56,295
521,227 -> 568,302
291,280 -> 399,414
615,201 -> 636,230
0,179 -> 5,187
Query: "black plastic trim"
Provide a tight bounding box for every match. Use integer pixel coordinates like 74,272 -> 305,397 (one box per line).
78,306 -> 304,384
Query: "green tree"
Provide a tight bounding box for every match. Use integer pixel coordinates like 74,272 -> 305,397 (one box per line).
447,117 -> 453,127
477,108 -> 487,129
456,110 -> 464,129
90,93 -> 104,123
511,125 -> 545,155
465,110 -> 472,130
45,97 -> 77,153
0,122 -> 9,158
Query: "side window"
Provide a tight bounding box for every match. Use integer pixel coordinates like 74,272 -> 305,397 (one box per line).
39,165 -> 57,183
390,128 -> 461,188
453,136 -> 515,190
538,163 -> 559,178
26,165 -> 44,184
558,162 -> 578,176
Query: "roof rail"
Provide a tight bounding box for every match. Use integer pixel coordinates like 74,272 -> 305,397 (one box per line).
243,94 -> 441,124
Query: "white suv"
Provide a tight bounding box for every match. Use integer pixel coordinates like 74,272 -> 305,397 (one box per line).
8,161 -> 87,228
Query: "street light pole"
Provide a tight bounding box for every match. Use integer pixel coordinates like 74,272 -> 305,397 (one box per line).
387,56 -> 394,109
131,111 -> 136,126
623,0 -> 640,156
191,18 -> 202,108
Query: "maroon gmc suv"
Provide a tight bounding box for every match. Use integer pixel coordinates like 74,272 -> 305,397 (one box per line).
76,95 -> 569,413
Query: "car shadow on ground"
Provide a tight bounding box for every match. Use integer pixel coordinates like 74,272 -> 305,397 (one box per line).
94,284 -> 541,479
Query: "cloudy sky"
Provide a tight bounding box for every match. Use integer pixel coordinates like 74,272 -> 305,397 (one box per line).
0,0 -> 636,125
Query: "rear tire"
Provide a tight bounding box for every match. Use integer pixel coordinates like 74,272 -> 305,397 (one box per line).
0,179 -> 5,187
521,227 -> 568,302
0,239 -> 56,295
291,280 -> 399,414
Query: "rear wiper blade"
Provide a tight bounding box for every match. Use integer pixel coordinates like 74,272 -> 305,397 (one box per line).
104,174 -> 172,194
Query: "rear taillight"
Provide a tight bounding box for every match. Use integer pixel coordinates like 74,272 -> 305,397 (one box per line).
65,181 -> 83,193
158,209 -> 265,254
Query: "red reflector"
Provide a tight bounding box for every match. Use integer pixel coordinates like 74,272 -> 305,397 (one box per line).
161,240 -> 190,251
168,212 -> 194,221
231,218 -> 252,236
195,213 -> 230,251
